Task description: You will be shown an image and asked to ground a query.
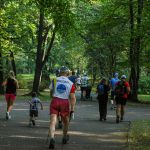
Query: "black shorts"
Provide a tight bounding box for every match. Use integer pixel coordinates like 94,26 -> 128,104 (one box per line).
115,97 -> 127,105
81,87 -> 87,92
111,91 -> 115,100
30,110 -> 38,117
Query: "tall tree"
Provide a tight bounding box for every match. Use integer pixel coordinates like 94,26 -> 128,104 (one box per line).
129,0 -> 143,101
32,0 -> 75,93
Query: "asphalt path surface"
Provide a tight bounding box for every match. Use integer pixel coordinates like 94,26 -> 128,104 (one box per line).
0,92 -> 150,150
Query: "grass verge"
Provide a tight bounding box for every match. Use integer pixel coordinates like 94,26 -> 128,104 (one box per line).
138,95 -> 150,104
128,120 -> 150,150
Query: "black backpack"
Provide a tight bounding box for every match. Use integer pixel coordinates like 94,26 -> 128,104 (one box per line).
115,81 -> 127,97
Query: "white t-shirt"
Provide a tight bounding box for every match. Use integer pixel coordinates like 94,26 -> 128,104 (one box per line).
81,76 -> 88,87
76,77 -> 81,84
50,76 -> 74,100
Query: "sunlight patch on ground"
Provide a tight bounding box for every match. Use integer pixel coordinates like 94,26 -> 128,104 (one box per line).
13,108 -> 28,111
9,135 -> 44,139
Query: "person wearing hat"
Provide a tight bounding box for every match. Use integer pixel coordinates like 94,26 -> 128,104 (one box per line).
49,66 -> 76,149
115,75 -> 130,123
110,72 -> 120,110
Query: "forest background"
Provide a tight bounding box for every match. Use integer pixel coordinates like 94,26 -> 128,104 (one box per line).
0,0 -> 150,102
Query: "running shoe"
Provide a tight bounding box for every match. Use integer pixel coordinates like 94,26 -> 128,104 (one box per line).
58,121 -> 63,129
116,116 -> 120,123
6,112 -> 11,120
32,120 -> 35,126
49,138 -> 55,149
120,117 -> 123,121
62,135 -> 69,144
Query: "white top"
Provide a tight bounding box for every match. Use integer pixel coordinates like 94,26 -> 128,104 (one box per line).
76,77 -> 81,84
81,76 -> 88,87
50,76 -> 74,99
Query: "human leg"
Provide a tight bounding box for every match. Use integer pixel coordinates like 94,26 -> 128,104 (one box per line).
103,101 -> 107,120
57,113 -> 63,129
110,91 -> 114,109
81,87 -> 84,99
116,104 -> 121,123
49,114 -> 57,149
6,100 -> 14,119
115,97 -> 121,123
5,94 -> 16,119
121,105 -> 126,121
61,116 -> 70,144
7,100 -> 14,112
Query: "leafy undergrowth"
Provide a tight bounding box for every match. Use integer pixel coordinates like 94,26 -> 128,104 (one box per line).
128,120 -> 150,150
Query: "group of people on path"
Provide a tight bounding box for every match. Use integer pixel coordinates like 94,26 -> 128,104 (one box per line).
1,68 -> 77,149
96,73 -> 130,123
1,69 -> 130,149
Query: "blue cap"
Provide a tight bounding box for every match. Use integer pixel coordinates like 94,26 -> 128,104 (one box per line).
121,75 -> 127,79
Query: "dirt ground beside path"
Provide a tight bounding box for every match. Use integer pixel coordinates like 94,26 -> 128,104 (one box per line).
0,94 -> 150,150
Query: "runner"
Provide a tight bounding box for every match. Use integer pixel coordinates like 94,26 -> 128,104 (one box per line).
28,92 -> 43,127
110,72 -> 120,110
49,66 -> 76,149
2,70 -> 19,120
115,75 -> 130,123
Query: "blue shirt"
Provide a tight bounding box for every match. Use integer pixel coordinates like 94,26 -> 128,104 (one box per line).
110,77 -> 120,91
30,97 -> 41,111
68,75 -> 77,84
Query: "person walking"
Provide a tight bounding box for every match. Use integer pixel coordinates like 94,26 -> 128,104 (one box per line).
110,72 -> 120,110
115,75 -> 130,123
97,78 -> 110,121
2,70 -> 19,120
49,66 -> 76,149
28,92 -> 43,127
68,70 -> 78,86
80,73 -> 89,100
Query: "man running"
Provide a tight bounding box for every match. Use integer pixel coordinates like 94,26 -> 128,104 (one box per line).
49,66 -> 76,149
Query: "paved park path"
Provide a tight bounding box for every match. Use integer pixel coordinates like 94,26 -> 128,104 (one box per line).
0,92 -> 150,150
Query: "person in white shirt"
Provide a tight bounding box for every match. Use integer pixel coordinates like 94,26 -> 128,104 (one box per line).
80,73 -> 89,100
49,66 -> 76,149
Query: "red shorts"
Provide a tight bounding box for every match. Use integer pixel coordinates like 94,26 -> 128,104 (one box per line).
5,94 -> 16,102
50,97 -> 69,117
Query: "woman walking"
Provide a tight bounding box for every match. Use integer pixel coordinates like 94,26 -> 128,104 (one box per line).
2,71 -> 19,120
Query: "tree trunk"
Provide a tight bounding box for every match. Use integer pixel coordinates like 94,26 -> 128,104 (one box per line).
129,0 -> 143,102
32,8 -> 44,94
32,64 -> 43,93
10,50 -> 17,76
31,8 -> 56,94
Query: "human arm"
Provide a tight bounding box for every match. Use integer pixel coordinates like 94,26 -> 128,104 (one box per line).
126,82 -> 131,94
15,80 -> 19,89
1,80 -> 7,86
39,101 -> 43,110
69,93 -> 76,112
